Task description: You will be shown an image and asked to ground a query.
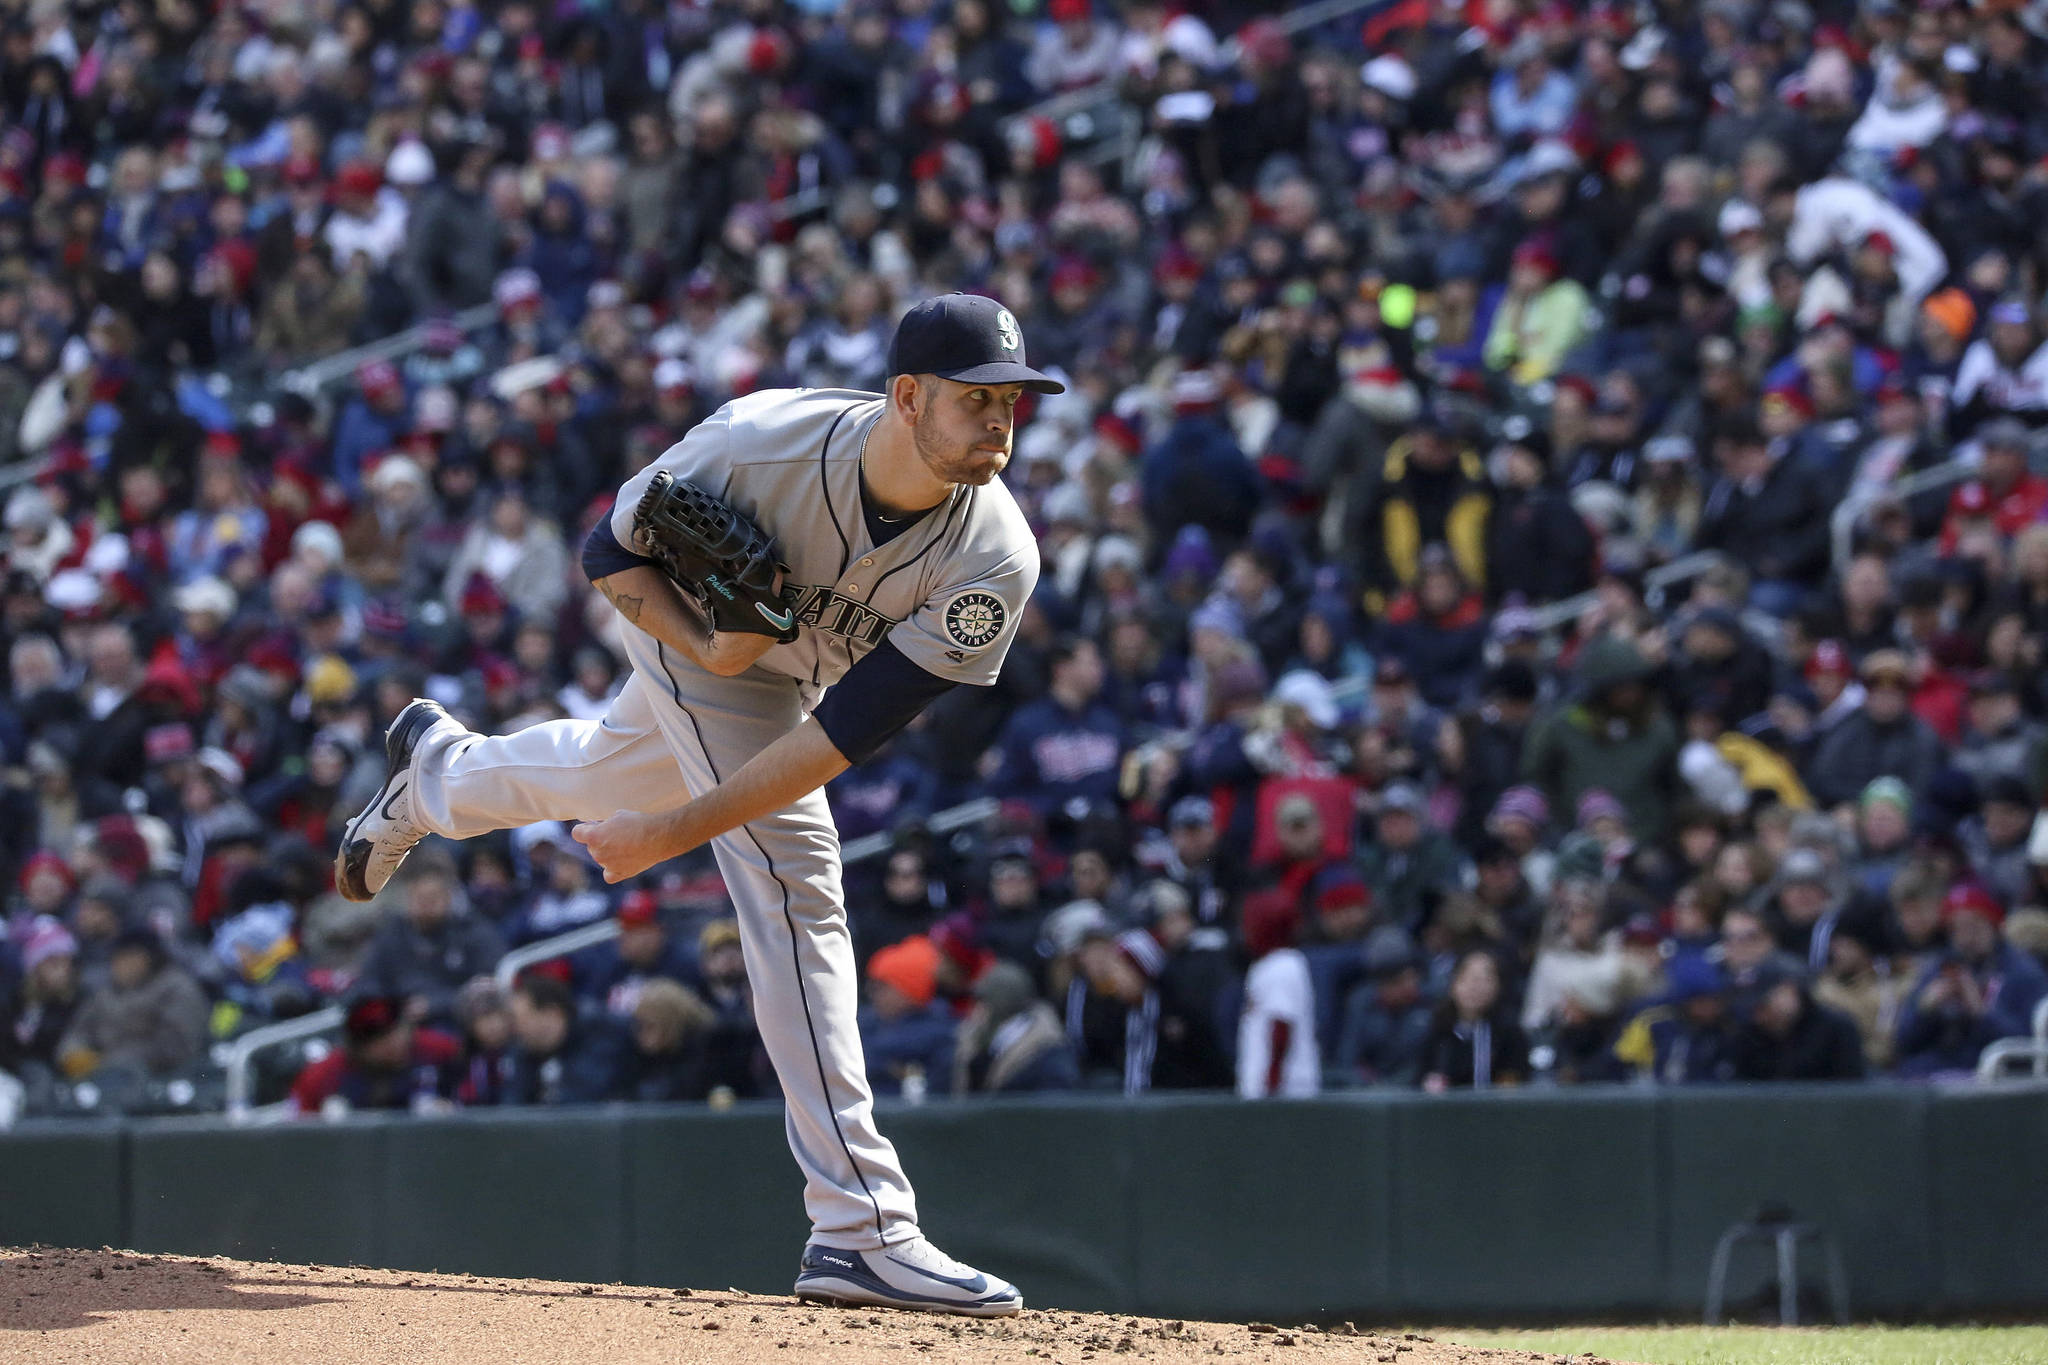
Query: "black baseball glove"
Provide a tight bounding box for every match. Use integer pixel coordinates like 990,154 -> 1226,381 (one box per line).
631,471 -> 799,642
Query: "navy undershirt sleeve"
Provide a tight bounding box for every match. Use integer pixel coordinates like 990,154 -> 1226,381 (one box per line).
582,516 -> 656,582
813,636 -> 961,765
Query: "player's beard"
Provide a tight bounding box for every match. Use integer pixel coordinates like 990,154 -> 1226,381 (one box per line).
914,409 -> 1009,486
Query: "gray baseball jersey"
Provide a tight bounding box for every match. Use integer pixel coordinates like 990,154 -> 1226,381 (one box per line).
406,383 -> 1040,1253
609,387 -> 1041,705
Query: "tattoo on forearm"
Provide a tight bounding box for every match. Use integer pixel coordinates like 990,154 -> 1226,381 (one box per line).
598,580 -> 645,623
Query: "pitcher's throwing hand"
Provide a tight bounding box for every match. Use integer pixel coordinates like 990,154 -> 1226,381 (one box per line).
570,812 -> 676,884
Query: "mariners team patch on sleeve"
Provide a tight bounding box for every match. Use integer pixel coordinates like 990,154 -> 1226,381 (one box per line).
942,589 -> 1007,649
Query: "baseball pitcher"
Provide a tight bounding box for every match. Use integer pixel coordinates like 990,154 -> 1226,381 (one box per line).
335,294 -> 1055,1315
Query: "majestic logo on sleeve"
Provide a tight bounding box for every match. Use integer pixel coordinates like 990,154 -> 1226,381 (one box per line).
995,308 -> 1022,353
943,590 -> 1007,649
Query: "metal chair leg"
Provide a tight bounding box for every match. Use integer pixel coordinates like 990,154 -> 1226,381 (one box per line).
1823,1233 -> 1852,1324
1704,1227 -> 1742,1325
1776,1227 -> 1800,1325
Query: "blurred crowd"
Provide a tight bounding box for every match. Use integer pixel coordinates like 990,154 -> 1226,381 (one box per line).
5,0 -> 2048,1118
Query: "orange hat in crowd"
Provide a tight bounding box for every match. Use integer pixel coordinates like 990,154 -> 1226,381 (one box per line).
867,936 -> 940,1007
1921,288 -> 1976,344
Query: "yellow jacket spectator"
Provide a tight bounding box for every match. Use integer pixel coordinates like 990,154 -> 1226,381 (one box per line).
1368,416 -> 1490,596
1484,241 -> 1594,387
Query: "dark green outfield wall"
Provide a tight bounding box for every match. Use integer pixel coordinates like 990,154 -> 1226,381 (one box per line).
4,1085 -> 2044,1321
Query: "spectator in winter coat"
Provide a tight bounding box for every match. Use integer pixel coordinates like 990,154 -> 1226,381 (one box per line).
1483,240 -> 1593,388
576,890 -> 697,1020
1805,651 -> 1947,809
330,360 -> 411,497
1361,416 -> 1491,597
55,930 -> 208,1080
0,918 -> 81,1078
1138,882 -> 1238,1091
1066,925 -> 1171,1095
356,855 -> 505,1030
1611,955 -> 1739,1084
1138,371 -> 1262,555
1848,777 -> 1916,898
1730,962 -> 1867,1081
518,182 -> 599,326
1763,848 -> 1847,973
951,961 -> 1078,1095
1961,776 -> 2036,916
1521,878 -> 1636,1036
1483,427 -> 1596,605
1376,546 -> 1488,710
1697,417 -> 1833,615
1672,607 -> 1773,726
1950,672 -> 2044,793
694,920 -> 774,1099
1939,421 -> 2048,551
859,935 -> 956,1098
440,487 -> 571,626
620,979 -> 718,1103
1948,301 -> 2048,439
1895,884 -> 2048,1076
1488,39 -> 1578,139
1357,783 -> 1466,936
1237,890 -> 1317,1098
1779,176 -> 1948,310
1418,949 -> 1530,1091
503,974 -> 629,1106
288,993 -> 463,1115
1336,926 -> 1434,1086
849,847 -> 947,972
402,139 -> 499,315
1522,636 -> 1683,845
1812,914 -> 1911,1072
1449,664 -> 1542,847
992,636 -> 1125,816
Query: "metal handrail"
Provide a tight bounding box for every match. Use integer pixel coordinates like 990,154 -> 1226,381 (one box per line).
1975,1037 -> 2048,1081
494,917 -> 625,990
489,796 -> 1007,988
281,301 -> 498,396
1970,997 -> 2048,1081
1521,551 -> 1725,634
841,795 -> 1000,863
223,1006 -> 345,1122
999,0 -> 1395,173
220,795 -> 1004,1113
1829,457 -> 1973,573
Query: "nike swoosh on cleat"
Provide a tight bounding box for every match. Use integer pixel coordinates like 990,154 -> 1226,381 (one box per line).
883,1256 -> 988,1294
756,602 -> 795,631
381,780 -> 409,821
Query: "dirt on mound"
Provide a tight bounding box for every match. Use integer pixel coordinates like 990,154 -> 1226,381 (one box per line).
0,1248 -> 1635,1365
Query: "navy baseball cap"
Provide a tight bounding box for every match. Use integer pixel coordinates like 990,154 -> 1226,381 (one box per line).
887,293 -> 1065,394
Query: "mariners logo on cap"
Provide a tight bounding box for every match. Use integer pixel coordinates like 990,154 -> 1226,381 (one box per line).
943,590 -> 1006,648
995,307 -> 1022,353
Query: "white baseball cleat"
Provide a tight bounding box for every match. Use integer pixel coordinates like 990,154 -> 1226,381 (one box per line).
793,1236 -> 1023,1317
334,698 -> 464,902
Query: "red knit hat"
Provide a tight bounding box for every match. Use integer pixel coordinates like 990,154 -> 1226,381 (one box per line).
1804,639 -> 1851,681
20,850 -> 75,896
1943,882 -> 2004,929
617,889 -> 659,929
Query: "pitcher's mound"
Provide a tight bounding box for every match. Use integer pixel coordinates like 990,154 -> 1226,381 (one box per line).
0,1248 -> 1627,1365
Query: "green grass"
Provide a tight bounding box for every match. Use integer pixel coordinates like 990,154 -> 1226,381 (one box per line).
1446,1325 -> 2048,1365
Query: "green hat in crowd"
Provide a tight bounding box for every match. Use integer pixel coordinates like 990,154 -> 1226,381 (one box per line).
1861,776 -> 1912,817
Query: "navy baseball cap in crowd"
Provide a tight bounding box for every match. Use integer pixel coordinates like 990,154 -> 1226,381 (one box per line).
887,293 -> 1066,393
